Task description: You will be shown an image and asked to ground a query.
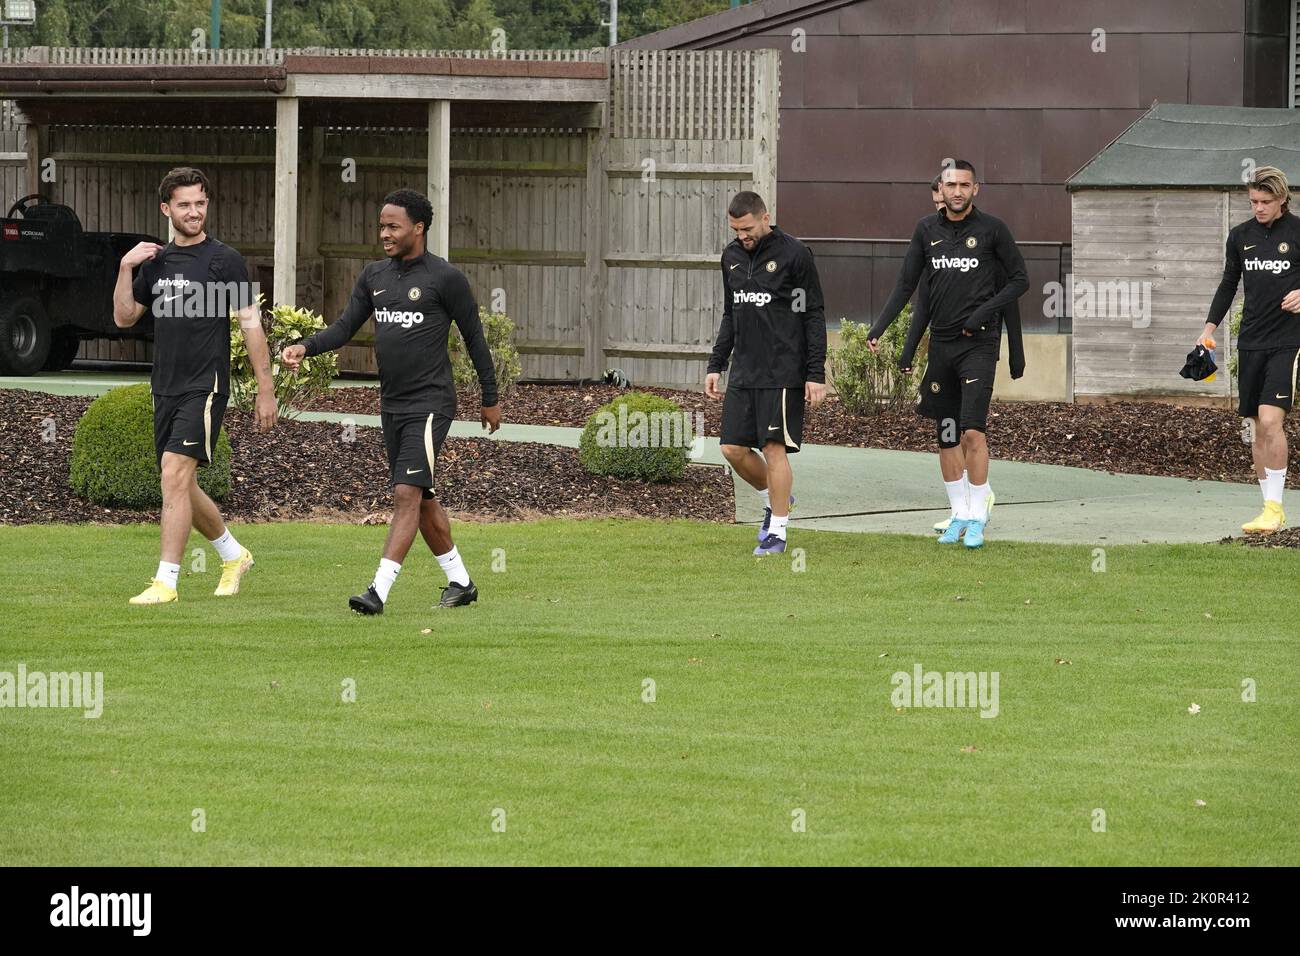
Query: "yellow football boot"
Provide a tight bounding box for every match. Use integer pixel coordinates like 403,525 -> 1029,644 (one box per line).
129,579 -> 178,605
214,547 -> 255,596
1242,501 -> 1286,534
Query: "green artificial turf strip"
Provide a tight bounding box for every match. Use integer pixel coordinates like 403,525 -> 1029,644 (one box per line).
0,519 -> 1296,866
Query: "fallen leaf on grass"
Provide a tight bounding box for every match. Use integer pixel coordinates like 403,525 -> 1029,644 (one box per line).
1054,658 -> 1072,665
688,657 -> 703,665
420,628 -> 432,635
1188,703 -> 1201,715
960,745 -> 978,753
1193,799 -> 1207,807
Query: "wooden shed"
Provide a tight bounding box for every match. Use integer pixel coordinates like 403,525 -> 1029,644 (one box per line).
0,46 -> 780,388
1067,103 -> 1300,403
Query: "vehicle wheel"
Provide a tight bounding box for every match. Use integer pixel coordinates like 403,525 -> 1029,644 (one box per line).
41,326 -> 81,372
0,296 -> 52,376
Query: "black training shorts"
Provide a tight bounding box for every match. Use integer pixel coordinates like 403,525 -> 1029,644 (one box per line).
719,386 -> 804,453
381,411 -> 453,500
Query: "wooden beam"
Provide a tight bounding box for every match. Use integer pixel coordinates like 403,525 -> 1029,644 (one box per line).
24,123 -> 43,197
604,253 -> 717,269
317,243 -> 582,265
750,48 -> 779,223
290,74 -> 607,103
582,122 -> 609,380
515,339 -> 586,356
603,341 -> 713,361
427,100 -> 451,260
605,162 -> 753,180
273,97 -> 299,307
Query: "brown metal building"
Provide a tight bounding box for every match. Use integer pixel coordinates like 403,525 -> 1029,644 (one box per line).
623,0 -> 1289,246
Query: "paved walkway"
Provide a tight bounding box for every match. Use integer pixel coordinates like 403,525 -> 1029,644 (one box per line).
3,371 -> 1264,544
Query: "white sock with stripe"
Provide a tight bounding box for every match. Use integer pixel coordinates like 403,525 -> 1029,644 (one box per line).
209,528 -> 242,562
156,561 -> 180,590
1264,468 -> 1286,505
769,514 -> 789,540
944,479 -> 966,519
437,546 -> 471,587
968,482 -> 990,522
372,558 -> 401,603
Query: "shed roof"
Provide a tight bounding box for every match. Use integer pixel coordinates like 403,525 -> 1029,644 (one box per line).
1066,103 -> 1300,190
618,0 -> 855,50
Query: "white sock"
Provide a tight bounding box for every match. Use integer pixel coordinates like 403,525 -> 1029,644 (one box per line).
372,558 -> 401,603
1264,468 -> 1286,505
156,561 -> 180,590
769,514 -> 789,540
944,479 -> 965,518
968,481 -> 990,522
758,487 -> 771,509
1259,476 -> 1270,502
209,528 -> 242,562
436,546 -> 471,587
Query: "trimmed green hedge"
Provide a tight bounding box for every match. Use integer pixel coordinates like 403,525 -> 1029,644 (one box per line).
69,383 -> 231,508
578,391 -> 690,483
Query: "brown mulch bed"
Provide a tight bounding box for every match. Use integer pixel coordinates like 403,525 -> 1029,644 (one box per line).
1229,527 -> 1300,549
0,390 -> 732,526
301,383 -> 1300,488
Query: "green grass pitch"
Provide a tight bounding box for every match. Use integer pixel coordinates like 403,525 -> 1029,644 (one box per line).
0,519 -> 1295,865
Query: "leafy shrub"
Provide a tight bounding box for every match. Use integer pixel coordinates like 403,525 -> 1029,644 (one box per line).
449,307 -> 522,399
229,300 -> 338,419
69,383 -> 230,508
831,306 -> 928,416
578,391 -> 691,482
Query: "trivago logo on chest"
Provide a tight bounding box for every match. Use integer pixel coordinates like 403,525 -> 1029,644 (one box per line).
931,255 -> 980,272
1244,258 -> 1290,274
733,290 -> 773,307
374,308 -> 425,328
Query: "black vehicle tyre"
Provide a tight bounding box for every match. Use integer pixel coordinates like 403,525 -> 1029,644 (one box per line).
42,326 -> 81,372
0,295 -> 52,376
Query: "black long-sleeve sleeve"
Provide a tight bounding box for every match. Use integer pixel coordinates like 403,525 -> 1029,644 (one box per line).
1004,295 -> 1025,379
870,223 -> 926,341
796,246 -> 827,384
965,221 -> 1028,332
445,269 -> 498,408
1205,235 -> 1242,328
303,273 -> 372,357
898,280 -> 929,370
707,256 -> 736,375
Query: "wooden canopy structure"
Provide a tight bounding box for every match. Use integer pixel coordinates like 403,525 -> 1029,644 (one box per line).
0,47 -> 779,387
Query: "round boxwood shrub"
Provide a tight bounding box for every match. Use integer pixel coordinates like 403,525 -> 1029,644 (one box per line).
578,391 -> 691,482
69,383 -> 231,508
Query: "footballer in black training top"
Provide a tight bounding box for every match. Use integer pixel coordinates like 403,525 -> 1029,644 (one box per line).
1199,164 -> 1300,535
282,189 -> 501,612
114,166 -> 277,606
705,190 -> 828,557
868,160 -> 1028,549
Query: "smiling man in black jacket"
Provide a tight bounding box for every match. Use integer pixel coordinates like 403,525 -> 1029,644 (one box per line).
282,189 -> 500,611
705,191 -> 827,556
868,161 -> 1027,549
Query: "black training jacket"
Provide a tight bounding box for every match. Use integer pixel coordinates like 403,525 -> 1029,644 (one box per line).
1206,212 -> 1300,351
707,226 -> 828,387
302,252 -> 498,414
869,206 -> 1028,366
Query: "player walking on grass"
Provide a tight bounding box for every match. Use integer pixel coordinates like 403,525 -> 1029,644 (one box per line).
868,161 -> 1027,548
281,189 -> 500,611
705,191 -> 827,556
113,167 -> 276,605
1199,165 -> 1300,534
